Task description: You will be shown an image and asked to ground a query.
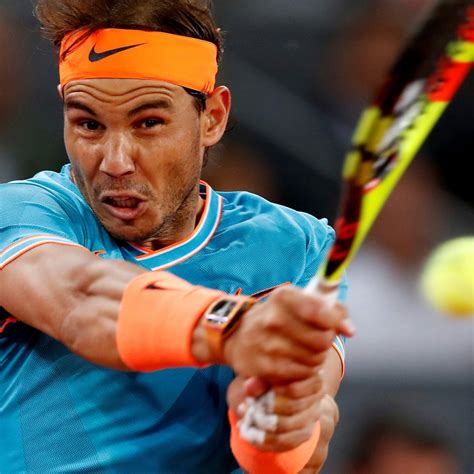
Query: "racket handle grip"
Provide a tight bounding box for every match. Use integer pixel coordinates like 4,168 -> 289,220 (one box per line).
304,276 -> 339,307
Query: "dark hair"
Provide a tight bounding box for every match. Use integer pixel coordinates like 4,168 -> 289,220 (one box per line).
35,0 -> 223,112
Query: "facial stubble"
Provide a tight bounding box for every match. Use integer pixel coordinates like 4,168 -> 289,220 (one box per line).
71,133 -> 203,247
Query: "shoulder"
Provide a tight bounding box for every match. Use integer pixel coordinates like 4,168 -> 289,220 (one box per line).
1,165 -> 82,201
0,166 -> 98,260
215,190 -> 336,286
218,190 -> 335,251
0,165 -> 88,215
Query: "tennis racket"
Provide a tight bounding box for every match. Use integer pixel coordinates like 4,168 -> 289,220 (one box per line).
306,0 -> 474,297
240,0 -> 474,447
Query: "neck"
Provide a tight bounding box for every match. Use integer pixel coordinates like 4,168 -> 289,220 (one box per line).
140,186 -> 205,251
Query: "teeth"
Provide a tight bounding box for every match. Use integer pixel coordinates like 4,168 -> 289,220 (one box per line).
108,197 -> 139,208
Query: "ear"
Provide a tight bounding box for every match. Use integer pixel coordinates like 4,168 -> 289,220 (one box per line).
57,84 -> 64,99
201,86 -> 231,147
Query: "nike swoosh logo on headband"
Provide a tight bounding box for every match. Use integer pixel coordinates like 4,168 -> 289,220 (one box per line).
89,43 -> 146,62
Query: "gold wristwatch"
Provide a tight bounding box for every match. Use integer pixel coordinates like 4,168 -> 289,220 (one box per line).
202,296 -> 255,361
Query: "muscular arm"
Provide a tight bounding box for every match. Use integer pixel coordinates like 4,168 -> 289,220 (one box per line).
0,244 -> 146,369
1,243 -> 351,380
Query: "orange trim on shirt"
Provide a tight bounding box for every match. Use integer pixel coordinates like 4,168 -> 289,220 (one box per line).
250,282 -> 292,301
146,201 -> 223,271
0,317 -> 18,334
0,241 -> 85,270
0,234 -> 69,257
133,182 -> 214,260
69,168 -> 77,184
331,341 -> 345,379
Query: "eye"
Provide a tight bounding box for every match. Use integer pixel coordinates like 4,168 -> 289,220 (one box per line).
138,118 -> 164,129
79,120 -> 102,131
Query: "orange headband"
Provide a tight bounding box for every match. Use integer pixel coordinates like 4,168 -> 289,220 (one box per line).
59,29 -> 218,93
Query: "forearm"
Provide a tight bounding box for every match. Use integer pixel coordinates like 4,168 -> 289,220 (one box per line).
0,244 -> 244,372
63,263 -> 225,371
59,276 -> 132,370
0,245 -> 146,369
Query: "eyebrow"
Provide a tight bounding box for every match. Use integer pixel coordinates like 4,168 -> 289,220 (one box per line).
64,99 -> 173,118
127,100 -> 173,117
65,100 -> 98,117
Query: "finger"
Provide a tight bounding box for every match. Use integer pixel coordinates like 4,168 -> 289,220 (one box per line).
244,377 -> 270,398
252,397 -> 322,435
245,372 -> 325,419
226,376 -> 247,415
273,392 -> 323,416
274,370 -> 325,400
305,299 -> 350,333
322,394 -> 340,425
332,302 -> 356,337
269,287 -> 325,323
250,388 -> 323,432
271,315 -> 337,354
257,424 -> 318,452
257,356 -> 315,384
246,390 -> 319,419
271,287 -> 355,337
260,333 -> 332,368
272,401 -> 322,434
238,399 -> 320,452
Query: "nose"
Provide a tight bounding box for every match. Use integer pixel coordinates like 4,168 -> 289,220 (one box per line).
99,133 -> 136,178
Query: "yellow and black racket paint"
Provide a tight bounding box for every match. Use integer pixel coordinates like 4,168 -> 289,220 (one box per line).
312,0 -> 474,291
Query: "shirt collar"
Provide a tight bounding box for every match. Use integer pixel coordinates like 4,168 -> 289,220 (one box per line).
66,165 -> 222,270
124,181 -> 223,270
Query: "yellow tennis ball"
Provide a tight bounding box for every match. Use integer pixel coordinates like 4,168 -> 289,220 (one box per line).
420,237 -> 474,317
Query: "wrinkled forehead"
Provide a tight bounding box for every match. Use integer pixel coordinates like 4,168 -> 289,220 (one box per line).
62,77 -> 182,97
61,78 -> 199,118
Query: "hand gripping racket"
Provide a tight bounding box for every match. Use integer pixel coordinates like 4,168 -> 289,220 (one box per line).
240,0 -> 474,448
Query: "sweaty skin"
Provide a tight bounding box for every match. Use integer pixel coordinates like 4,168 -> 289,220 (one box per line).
63,79 -> 218,247
0,78 -> 353,463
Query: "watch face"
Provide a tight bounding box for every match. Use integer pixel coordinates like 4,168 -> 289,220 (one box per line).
206,300 -> 238,326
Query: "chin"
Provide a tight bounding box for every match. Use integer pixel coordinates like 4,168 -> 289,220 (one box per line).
94,207 -> 158,243
110,228 -> 150,244
98,219 -> 150,244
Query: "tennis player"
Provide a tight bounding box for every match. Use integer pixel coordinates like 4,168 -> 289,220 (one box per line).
0,1 -> 352,472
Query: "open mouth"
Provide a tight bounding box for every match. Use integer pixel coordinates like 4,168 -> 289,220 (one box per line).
103,196 -> 142,208
100,194 -> 148,221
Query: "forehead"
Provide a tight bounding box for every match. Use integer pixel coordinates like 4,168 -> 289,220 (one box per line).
63,78 -> 189,107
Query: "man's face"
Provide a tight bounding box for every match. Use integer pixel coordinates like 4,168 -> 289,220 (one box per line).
63,79 -> 218,245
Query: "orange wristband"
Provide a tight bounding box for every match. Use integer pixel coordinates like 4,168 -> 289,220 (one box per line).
116,272 -> 226,371
228,410 -> 320,474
